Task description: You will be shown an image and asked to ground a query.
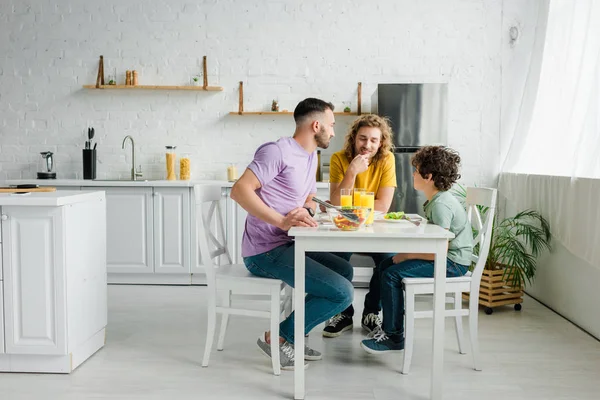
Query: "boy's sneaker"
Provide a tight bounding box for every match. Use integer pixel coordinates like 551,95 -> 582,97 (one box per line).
360,330 -> 405,354
361,312 -> 382,334
322,314 -> 353,338
256,336 -> 313,368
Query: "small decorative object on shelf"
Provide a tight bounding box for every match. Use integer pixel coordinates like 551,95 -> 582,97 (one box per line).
132,70 -> 138,86
125,70 -> 132,86
107,67 -> 116,85
271,99 -> 279,112
191,76 -> 202,86
342,101 -> 352,113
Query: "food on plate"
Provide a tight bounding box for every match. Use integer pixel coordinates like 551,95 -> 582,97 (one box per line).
384,211 -> 405,220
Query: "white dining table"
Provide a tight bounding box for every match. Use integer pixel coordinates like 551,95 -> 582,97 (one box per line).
288,218 -> 454,400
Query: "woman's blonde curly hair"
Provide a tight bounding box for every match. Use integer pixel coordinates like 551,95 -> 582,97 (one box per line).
343,114 -> 394,166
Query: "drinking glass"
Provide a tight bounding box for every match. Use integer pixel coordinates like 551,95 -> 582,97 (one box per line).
340,188 -> 353,208
361,191 -> 375,226
353,188 -> 365,206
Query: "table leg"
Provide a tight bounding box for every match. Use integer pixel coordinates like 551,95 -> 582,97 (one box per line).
431,239 -> 447,400
294,243 -> 305,400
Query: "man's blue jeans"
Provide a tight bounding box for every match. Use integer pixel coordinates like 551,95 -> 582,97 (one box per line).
379,257 -> 469,341
334,252 -> 396,317
244,242 -> 354,344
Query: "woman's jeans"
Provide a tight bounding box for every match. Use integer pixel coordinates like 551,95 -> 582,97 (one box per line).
333,252 -> 396,317
244,242 -> 354,344
379,257 -> 469,341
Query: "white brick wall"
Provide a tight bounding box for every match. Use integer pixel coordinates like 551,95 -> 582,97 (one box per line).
0,0 -> 535,185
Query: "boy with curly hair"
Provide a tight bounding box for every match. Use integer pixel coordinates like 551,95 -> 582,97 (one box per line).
361,145 -> 473,353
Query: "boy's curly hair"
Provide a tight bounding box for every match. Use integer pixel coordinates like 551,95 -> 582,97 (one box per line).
411,146 -> 461,191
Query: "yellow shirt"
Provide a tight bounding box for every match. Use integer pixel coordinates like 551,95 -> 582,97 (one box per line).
329,150 -> 396,194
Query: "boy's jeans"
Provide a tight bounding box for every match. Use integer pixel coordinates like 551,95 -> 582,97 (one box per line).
244,242 -> 354,344
379,257 -> 469,340
333,252 -> 396,317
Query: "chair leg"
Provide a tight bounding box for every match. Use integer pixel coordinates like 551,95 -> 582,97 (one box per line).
270,286 -> 281,376
402,286 -> 415,375
217,290 -> 231,351
202,293 -> 217,367
283,285 -> 293,318
454,291 -> 466,354
469,293 -> 482,371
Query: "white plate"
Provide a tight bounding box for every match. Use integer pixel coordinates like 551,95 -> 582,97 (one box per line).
378,218 -> 413,224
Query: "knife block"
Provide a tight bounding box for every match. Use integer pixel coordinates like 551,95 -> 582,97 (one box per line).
83,149 -> 97,180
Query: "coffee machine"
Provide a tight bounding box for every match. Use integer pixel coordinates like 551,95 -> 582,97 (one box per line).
38,151 -> 57,179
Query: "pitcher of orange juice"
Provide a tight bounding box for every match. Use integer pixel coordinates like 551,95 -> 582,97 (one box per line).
340,189 -> 352,208
353,188 -> 365,206
361,191 -> 375,226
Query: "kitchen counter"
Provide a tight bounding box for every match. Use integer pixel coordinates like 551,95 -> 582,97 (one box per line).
0,189 -> 106,373
6,179 -> 331,189
0,190 -> 104,206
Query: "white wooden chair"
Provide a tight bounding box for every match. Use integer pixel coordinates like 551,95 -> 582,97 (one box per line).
196,185 -> 292,375
401,187 -> 497,374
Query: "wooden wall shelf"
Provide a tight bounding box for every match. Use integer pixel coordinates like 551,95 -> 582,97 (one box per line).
83,85 -> 223,91
85,55 -> 222,91
231,82 -> 364,115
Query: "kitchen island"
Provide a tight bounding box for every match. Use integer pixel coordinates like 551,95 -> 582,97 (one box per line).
0,190 -> 107,373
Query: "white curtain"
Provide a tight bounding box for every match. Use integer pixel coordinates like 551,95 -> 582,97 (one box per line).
502,0 -> 600,178
500,0 -> 600,267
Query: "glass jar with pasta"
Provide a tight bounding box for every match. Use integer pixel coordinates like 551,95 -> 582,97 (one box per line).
165,146 -> 177,180
180,154 -> 191,180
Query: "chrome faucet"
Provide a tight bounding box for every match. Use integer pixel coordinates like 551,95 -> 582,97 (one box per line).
121,135 -> 143,180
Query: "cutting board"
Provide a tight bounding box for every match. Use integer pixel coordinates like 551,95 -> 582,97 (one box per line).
0,187 -> 56,193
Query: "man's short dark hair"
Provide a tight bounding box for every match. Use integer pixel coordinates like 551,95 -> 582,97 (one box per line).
293,98 -> 334,124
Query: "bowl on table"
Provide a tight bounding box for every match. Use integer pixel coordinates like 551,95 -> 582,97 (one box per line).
327,206 -> 372,231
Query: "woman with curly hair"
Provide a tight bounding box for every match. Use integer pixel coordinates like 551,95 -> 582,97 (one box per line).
361,145 -> 474,354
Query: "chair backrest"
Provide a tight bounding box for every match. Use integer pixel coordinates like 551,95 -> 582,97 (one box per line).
465,187 -> 497,290
194,185 -> 233,288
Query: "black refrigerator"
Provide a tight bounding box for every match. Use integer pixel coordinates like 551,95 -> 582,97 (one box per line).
373,83 -> 448,214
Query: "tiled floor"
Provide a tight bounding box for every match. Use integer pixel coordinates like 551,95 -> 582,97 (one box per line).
2,285 -> 600,399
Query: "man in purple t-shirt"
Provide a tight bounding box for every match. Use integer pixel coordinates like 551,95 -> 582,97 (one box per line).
231,98 -> 354,370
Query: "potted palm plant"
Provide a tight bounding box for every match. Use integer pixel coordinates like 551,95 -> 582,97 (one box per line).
452,185 -> 552,314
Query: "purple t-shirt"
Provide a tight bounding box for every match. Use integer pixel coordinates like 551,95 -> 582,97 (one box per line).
242,137 -> 317,257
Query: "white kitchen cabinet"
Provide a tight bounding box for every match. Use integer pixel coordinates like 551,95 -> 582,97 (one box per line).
2,206 -> 67,355
86,187 -> 153,274
153,188 -> 190,274
0,191 -> 106,372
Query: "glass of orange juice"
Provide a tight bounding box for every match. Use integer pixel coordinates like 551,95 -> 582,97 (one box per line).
353,188 -> 365,206
361,191 -> 375,226
340,189 -> 353,208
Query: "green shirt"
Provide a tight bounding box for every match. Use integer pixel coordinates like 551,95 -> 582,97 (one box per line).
424,191 -> 473,266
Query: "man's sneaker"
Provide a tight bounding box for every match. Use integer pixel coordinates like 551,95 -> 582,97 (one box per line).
360,330 -> 405,354
322,314 -> 353,338
361,312 -> 382,334
256,336 -> 309,369
303,344 -> 322,361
